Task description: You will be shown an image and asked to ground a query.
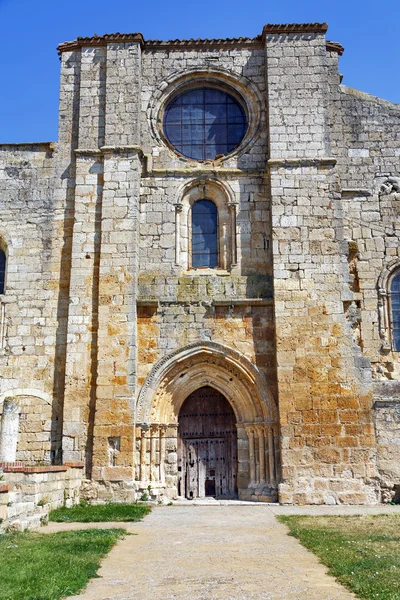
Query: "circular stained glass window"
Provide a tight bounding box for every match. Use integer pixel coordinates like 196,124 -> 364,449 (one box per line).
163,87 -> 247,161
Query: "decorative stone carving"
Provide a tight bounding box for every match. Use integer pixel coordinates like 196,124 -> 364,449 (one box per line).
380,176 -> 400,196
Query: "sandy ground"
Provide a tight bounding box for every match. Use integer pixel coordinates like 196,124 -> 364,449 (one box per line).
50,504 -> 368,600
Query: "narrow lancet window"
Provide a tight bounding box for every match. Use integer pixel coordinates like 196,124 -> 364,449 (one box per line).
391,272 -> 400,350
192,200 -> 218,268
0,249 -> 6,294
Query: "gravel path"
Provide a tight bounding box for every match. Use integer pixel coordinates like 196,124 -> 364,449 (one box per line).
65,505 -> 357,600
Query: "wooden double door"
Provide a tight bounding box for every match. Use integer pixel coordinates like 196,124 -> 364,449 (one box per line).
177,386 -> 237,499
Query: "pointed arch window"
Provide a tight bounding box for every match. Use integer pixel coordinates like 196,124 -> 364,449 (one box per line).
0,249 -> 5,294
191,200 -> 218,268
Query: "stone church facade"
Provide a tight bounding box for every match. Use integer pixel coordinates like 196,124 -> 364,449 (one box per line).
0,22 -> 399,505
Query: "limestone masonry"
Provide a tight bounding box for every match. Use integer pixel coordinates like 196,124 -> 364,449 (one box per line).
0,22 -> 400,506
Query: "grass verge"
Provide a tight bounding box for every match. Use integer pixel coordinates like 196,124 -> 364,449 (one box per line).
0,528 -> 125,600
49,501 -> 151,523
279,514 -> 400,600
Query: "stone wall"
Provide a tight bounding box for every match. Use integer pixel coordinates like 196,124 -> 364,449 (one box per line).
0,463 -> 83,532
0,144 -> 64,461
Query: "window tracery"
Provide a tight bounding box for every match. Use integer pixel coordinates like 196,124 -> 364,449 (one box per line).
163,87 -> 247,161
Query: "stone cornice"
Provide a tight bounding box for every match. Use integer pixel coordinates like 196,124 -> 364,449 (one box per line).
262,22 -> 328,41
57,25 -> 342,55
326,41 -> 345,56
57,32 -> 145,54
145,37 -> 263,50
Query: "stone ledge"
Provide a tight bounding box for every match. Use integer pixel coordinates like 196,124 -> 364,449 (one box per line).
0,462 -> 24,469
267,157 -> 337,169
3,466 -> 68,473
213,299 -> 273,306
342,188 -> 372,197
75,146 -> 144,157
137,299 -> 159,307
374,400 -> 400,408
64,462 -> 85,468
145,168 -> 265,178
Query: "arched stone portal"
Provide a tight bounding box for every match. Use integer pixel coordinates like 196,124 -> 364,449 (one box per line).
178,386 -> 237,499
136,341 -> 280,502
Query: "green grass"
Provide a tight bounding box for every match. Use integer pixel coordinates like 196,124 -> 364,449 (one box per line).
49,501 -> 151,523
279,514 -> 400,600
0,528 -> 125,600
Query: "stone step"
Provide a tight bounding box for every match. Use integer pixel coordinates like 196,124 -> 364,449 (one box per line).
6,511 -> 45,532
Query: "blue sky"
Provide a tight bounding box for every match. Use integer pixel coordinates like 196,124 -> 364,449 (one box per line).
0,0 -> 399,143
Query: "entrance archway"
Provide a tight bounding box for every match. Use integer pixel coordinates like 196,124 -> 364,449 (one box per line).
136,341 -> 279,502
178,386 -> 237,499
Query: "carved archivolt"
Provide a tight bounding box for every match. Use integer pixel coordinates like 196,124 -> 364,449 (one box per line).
377,259 -> 400,351
136,341 -> 277,425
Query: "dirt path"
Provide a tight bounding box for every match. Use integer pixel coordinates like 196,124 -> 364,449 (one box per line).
66,505 -> 355,600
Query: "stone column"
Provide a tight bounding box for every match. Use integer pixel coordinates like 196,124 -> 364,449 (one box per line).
150,425 -> 158,482
228,202 -> 238,267
140,425 -> 149,482
175,203 -> 183,266
0,399 -> 19,463
246,426 -> 256,486
258,425 -> 266,484
0,302 -> 5,350
264,425 -> 270,485
159,425 -> 167,484
267,425 -> 275,488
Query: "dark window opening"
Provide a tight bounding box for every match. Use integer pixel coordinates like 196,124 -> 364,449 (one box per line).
164,87 -> 247,161
192,200 -> 218,269
0,249 -> 6,294
391,272 -> 400,350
